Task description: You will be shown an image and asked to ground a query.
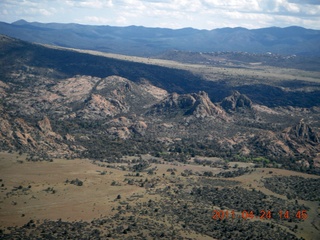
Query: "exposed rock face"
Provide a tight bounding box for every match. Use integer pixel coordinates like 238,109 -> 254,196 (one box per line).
64,134 -> 75,142
95,76 -> 159,111
105,116 -> 148,139
51,75 -> 100,103
1,35 -> 320,167
221,91 -> 253,112
148,91 -> 227,120
37,116 -> 62,140
0,115 -> 80,157
189,91 -> 227,119
78,94 -> 128,119
244,120 -> 320,157
0,116 -> 37,149
13,119 -> 37,148
278,120 -> 320,155
288,120 -> 319,144
6,75 -> 160,121
130,121 -> 148,135
0,117 -> 13,140
251,131 -> 294,156
150,93 -> 196,112
38,116 -> 53,133
0,80 -> 9,97
107,117 -> 132,127
107,127 -> 131,139
138,79 -> 168,100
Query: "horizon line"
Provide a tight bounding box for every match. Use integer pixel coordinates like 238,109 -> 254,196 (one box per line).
2,19 -> 319,32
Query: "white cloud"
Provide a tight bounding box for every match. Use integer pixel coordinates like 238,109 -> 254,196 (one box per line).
66,0 -> 113,8
38,8 -> 53,16
116,16 -> 128,24
0,0 -> 319,29
2,9 -> 8,15
82,16 -> 111,24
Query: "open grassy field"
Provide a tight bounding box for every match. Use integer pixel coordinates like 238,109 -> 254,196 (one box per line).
0,152 -> 146,227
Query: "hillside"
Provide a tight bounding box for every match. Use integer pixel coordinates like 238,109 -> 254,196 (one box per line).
1,20 -> 320,56
0,35 -> 320,174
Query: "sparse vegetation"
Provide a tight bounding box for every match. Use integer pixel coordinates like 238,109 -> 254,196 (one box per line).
68,179 -> 83,187
0,152 -> 319,239
0,32 -> 320,239
215,167 -> 255,178
264,176 -> 320,201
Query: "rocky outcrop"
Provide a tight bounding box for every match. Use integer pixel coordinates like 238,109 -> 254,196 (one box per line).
130,121 -> 148,135
221,91 -> 253,112
288,119 -> 319,144
107,116 -> 132,127
279,120 -> 320,155
251,131 -> 294,156
105,116 -> 148,139
38,116 -> 53,133
95,76 -> 159,111
188,91 -> 227,119
107,127 -> 131,139
0,116 -> 13,140
0,80 -> 9,97
51,75 -> 99,103
0,115 -> 81,157
138,79 -> 168,100
37,116 -> 63,140
78,94 -> 128,119
148,91 -> 227,120
150,93 -> 195,112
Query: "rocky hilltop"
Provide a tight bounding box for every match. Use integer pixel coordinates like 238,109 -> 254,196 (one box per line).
288,120 -> 319,144
221,91 -> 253,113
148,91 -> 227,120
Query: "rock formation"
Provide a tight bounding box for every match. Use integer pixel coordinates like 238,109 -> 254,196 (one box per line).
148,91 -> 227,120
221,91 -> 253,112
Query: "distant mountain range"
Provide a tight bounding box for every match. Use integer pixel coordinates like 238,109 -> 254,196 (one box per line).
0,20 -> 319,56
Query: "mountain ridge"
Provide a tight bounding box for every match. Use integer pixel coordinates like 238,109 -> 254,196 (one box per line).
1,20 -> 319,56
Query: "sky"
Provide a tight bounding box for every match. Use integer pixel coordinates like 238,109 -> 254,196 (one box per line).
1,0 -> 320,30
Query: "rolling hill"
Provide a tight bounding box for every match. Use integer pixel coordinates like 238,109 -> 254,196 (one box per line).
0,20 -> 319,56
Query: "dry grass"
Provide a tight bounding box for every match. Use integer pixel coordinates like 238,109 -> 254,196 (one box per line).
234,168 -> 320,240
42,44 -> 320,84
1,152 -> 319,239
0,152 -> 145,227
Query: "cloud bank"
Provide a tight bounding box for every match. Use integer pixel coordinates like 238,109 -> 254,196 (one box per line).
1,0 -> 319,29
